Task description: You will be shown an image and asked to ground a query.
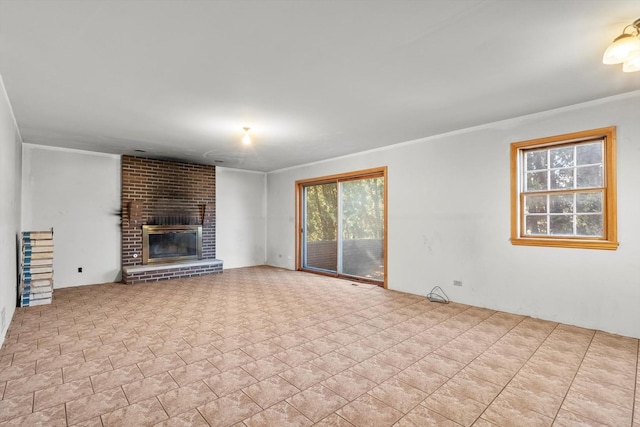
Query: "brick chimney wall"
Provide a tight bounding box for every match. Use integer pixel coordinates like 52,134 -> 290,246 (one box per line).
121,155 -> 216,268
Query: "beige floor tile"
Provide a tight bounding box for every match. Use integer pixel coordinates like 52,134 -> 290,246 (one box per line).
273,346 -> 318,367
319,319 -> 351,333
573,361 -> 636,392
337,394 -> 403,427
561,389 -> 633,426
0,361 -> 36,382
209,349 -> 255,372
296,326 -> 332,341
482,393 -> 554,427
569,376 -> 640,411
287,384 -> 348,422
464,358 -> 521,388
471,418 -> 500,427
0,268 -> 638,427
335,341 -> 380,362
122,372 -> 179,403
66,387 -> 129,425
0,341 -> 37,357
314,413 -> 355,426
156,380 -> 217,417
177,343 -> 221,364
204,366 -> 258,397
83,342 -> 127,361
197,390 -> 262,427
523,356 -> 580,380
0,403 -> 66,427
101,396 -> 168,426
34,377 -> 93,411
108,347 -> 155,368
4,368 -> 62,398
153,408 -> 210,427
394,405 -> 462,427
497,385 -> 563,419
62,357 -> 113,383
395,363 -> 448,394
213,336 -> 253,353
321,370 -> 377,401
35,350 -> 85,374
368,377 -> 427,413
11,346 -> 61,366
122,333 -> 164,351
416,353 -> 466,378
244,401 -> 313,427
351,356 -> 401,384
99,330 -> 139,345
270,333 -> 309,349
346,322 -> 382,339
0,354 -> 14,369
392,339 -> 435,358
279,362 -> 332,390
422,386 -> 487,427
241,355 -> 289,381
242,375 -> 300,408
241,341 -> 284,359
60,337 -> 102,355
0,393 -> 34,423
149,338 -> 192,357
90,363 -> 144,392
444,371 -> 503,405
509,369 -> 572,397
434,338 -> 485,365
551,409 -> 607,427
356,333 -> 398,352
168,359 -> 219,386
374,346 -> 422,370
310,351 -> 357,375
138,352 -> 186,378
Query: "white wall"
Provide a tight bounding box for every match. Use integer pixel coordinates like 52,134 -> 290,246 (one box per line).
20,150 -> 267,288
266,91 -> 640,339
0,76 -> 22,347
22,145 -> 122,288
216,167 -> 267,268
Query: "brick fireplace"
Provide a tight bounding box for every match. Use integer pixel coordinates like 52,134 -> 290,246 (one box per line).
121,155 -> 222,284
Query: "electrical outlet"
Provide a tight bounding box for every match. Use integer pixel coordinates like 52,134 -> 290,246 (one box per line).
1,307 -> 5,332
453,280 -> 463,287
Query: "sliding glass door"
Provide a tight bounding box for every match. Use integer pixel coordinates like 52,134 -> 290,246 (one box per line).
303,182 -> 338,272
340,177 -> 384,280
299,168 -> 385,284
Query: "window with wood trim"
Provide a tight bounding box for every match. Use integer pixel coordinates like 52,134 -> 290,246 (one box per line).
510,127 -> 618,250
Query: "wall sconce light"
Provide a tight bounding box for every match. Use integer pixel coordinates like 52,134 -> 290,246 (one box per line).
603,18 -> 640,72
242,127 -> 251,145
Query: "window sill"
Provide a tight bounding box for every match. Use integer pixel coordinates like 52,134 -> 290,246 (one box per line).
510,238 -> 619,250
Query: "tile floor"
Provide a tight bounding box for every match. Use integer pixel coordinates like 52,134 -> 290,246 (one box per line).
0,266 -> 638,426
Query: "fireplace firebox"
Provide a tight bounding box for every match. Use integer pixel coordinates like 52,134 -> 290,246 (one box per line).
142,225 -> 203,265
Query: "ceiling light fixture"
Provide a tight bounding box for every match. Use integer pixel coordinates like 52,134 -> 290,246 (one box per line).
603,18 -> 640,72
242,127 -> 251,145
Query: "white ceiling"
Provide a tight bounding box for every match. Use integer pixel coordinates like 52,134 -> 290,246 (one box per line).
1,0 -> 639,172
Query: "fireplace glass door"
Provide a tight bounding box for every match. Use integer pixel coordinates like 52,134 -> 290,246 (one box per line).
142,225 -> 202,264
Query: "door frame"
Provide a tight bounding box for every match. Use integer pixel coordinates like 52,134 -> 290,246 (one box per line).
295,166 -> 388,288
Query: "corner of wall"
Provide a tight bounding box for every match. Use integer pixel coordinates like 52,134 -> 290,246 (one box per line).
0,73 -> 23,348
